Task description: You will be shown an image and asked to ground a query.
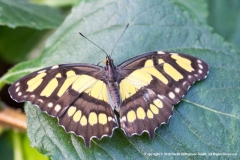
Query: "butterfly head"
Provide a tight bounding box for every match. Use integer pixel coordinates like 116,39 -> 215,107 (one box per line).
104,56 -> 114,65
104,56 -> 116,72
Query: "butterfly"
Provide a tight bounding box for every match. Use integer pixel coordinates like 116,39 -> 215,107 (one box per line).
8,27 -> 209,147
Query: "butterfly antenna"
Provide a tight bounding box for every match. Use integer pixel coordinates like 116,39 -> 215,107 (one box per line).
110,24 -> 129,57
79,32 -> 109,57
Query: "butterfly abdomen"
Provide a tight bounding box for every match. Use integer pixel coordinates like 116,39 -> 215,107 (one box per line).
107,82 -> 121,111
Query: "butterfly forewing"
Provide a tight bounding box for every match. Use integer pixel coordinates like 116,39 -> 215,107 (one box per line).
9,64 -> 118,147
117,51 -> 209,137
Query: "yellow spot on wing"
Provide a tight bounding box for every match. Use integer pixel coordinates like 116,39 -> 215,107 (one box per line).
136,107 -> 146,119
27,73 -> 46,92
89,112 -> 97,125
150,104 -> 159,114
127,110 -> 136,122
120,79 -> 137,100
177,61 -> 194,72
147,109 -> 154,119
142,60 -> 168,84
144,60 -> 154,67
68,106 -> 76,117
40,78 -> 58,97
101,83 -> 108,102
80,116 -> 87,126
57,75 -> 79,97
72,75 -> 97,93
73,110 -> 82,122
158,59 -> 164,64
27,79 -> 43,92
58,70 -> 78,97
127,70 -> 152,86
171,54 -> 194,72
67,70 -> 76,77
120,69 -> 152,100
171,54 -> 191,64
153,99 -> 163,108
164,63 -> 183,81
99,113 -> 107,125
90,80 -> 104,99
55,73 -> 62,77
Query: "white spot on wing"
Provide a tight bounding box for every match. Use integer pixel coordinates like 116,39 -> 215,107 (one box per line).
55,104 -> 61,111
197,60 -> 202,63
183,81 -> 187,86
104,127 -> 109,132
15,82 -> 20,87
108,116 -> 113,121
48,102 -> 53,108
38,70 -> 46,73
158,94 -> 164,100
198,64 -> 203,69
18,92 -> 22,96
169,92 -> 175,99
121,116 -> 126,122
175,87 -> 180,93
51,65 -> 59,69
15,86 -> 20,92
198,70 -> 203,74
157,51 -> 165,54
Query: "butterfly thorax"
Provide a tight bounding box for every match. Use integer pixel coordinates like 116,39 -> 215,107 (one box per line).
104,57 -> 117,82
104,57 -> 121,111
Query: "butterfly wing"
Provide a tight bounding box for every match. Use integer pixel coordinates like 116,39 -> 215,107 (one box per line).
117,51 -> 209,138
9,64 -> 118,147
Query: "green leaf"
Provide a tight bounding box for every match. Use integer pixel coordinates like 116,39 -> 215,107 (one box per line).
0,130 -> 13,160
207,0 -> 240,52
0,130 -> 48,160
0,59 -> 42,89
0,26 -> 48,64
172,0 -> 208,24
21,132 -> 49,160
31,0 -> 79,7
0,0 -> 64,29
3,0 -> 240,159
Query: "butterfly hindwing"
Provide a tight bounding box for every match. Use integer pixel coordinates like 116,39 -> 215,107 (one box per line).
117,51 -> 209,137
119,87 -> 173,138
58,85 -> 118,147
9,64 -> 118,147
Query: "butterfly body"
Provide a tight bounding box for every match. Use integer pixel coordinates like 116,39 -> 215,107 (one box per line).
104,57 -> 121,110
9,51 -> 209,147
